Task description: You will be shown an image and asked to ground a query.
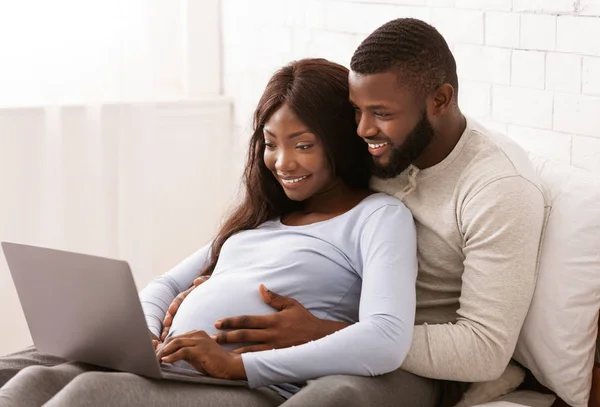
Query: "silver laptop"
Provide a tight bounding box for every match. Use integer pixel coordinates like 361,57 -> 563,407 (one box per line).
1,241 -> 246,386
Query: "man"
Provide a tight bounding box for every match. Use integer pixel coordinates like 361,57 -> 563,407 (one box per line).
0,18 -> 545,406
176,18 -> 545,406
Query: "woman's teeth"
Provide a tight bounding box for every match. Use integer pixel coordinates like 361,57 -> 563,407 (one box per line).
281,176 -> 308,184
368,142 -> 388,149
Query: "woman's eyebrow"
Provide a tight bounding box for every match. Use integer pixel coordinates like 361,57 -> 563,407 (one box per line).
264,129 -> 312,139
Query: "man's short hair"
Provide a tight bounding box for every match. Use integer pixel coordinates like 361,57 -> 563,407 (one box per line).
350,18 -> 459,100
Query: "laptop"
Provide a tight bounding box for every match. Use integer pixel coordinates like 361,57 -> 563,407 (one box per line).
1,241 -> 246,386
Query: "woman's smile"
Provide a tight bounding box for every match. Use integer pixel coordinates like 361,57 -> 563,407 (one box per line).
279,175 -> 311,188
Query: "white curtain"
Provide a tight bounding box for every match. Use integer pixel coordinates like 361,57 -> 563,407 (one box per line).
0,0 -> 231,354
0,0 -> 221,107
0,101 -> 236,355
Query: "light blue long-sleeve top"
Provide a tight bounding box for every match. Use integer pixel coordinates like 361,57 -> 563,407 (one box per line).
139,193 -> 417,392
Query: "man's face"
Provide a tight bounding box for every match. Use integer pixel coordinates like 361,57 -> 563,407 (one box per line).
349,70 -> 435,179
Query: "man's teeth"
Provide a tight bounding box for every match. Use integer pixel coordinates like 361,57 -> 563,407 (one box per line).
368,142 -> 388,149
281,176 -> 308,184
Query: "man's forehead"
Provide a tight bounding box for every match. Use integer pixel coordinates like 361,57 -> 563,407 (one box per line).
349,71 -> 411,105
349,70 -> 397,86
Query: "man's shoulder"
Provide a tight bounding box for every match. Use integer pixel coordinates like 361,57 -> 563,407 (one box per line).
459,119 -> 543,195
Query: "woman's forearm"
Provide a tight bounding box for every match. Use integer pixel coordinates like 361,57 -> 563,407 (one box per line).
139,243 -> 212,335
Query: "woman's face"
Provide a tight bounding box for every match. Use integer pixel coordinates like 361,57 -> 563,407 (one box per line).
263,104 -> 336,202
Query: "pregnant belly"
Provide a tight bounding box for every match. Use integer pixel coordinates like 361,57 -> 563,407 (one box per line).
167,275 -> 275,351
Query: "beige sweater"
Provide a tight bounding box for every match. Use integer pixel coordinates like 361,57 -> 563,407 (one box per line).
371,118 -> 547,382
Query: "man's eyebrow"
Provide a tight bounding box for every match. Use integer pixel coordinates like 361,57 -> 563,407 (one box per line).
263,129 -> 312,139
349,100 -> 391,110
365,104 -> 390,110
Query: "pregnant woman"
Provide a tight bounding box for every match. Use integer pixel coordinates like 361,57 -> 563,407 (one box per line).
0,58 -> 417,407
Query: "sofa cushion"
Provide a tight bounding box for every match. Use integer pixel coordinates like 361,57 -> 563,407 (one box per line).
512,155 -> 600,407
473,390 -> 556,407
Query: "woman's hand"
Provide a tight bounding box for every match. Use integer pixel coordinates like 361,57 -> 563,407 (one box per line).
156,330 -> 246,380
161,276 -> 210,341
212,285 -> 350,353
150,331 -> 162,350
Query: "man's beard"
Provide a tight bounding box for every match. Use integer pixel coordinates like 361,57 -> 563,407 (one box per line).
371,111 -> 435,179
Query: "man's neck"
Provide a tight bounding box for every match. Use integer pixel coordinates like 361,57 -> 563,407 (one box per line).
413,112 -> 466,170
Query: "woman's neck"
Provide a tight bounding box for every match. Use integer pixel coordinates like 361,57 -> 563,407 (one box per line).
302,180 -> 369,214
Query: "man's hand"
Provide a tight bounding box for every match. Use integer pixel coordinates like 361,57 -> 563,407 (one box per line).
212,285 -> 350,353
161,276 -> 210,341
157,330 -> 246,380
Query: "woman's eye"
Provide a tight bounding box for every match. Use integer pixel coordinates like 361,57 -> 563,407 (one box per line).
296,144 -> 313,151
264,141 -> 276,149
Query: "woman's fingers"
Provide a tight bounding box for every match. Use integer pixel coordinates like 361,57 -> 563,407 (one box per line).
161,277 -> 209,338
160,326 -> 169,342
161,286 -> 197,340
193,275 -> 210,287
166,287 -> 193,319
158,331 -> 211,358
157,337 -> 198,360
160,346 -> 193,363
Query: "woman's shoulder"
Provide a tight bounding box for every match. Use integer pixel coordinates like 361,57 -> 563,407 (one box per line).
356,192 -> 408,212
349,192 -> 412,226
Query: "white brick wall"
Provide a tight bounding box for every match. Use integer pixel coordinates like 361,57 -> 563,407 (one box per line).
513,0 -> 575,14
520,14 -> 556,51
545,53 -> 581,93
492,86 -> 553,129
431,8 -> 484,44
511,50 -> 545,89
557,16 -> 600,56
485,12 -> 520,48
454,45 -> 511,84
583,57 -> 600,96
221,0 -> 600,174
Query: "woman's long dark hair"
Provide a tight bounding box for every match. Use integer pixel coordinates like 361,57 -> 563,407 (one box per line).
200,58 -> 371,276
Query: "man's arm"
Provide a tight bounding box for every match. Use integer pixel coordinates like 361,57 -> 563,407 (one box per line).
401,176 -> 546,381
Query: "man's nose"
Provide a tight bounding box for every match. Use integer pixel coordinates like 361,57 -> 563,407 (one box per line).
356,113 -> 378,139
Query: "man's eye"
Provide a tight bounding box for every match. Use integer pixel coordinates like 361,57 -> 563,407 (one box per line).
374,112 -> 390,118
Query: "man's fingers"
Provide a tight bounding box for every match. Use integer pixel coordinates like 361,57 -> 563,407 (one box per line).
259,284 -> 297,311
215,314 -> 273,330
212,329 -> 269,345
231,344 -> 272,354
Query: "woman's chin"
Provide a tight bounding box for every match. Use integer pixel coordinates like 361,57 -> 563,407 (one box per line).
283,190 -> 309,201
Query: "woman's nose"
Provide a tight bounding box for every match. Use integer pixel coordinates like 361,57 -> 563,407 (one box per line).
275,149 -> 297,173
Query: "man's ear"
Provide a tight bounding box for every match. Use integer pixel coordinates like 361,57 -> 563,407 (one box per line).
429,83 -> 455,115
